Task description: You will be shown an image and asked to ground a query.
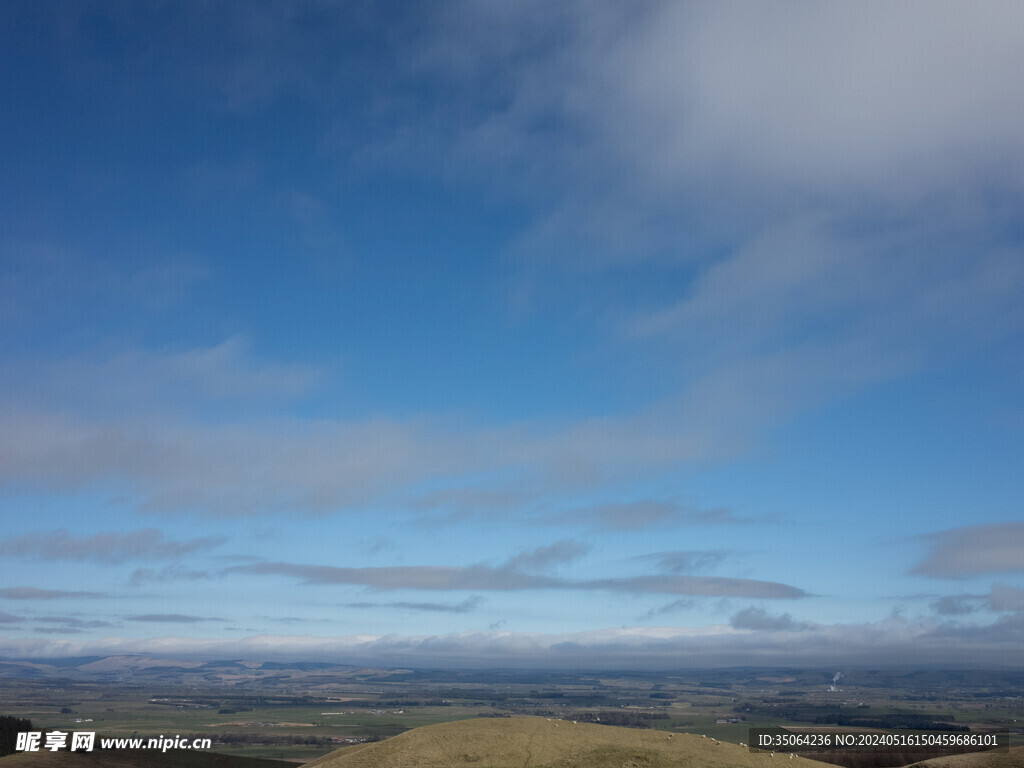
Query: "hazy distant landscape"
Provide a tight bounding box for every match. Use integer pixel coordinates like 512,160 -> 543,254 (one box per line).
2,656 -> 1021,766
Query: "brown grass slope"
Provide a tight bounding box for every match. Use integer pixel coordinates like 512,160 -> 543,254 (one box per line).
902,746 -> 1024,768
303,716 -> 834,768
0,748 -> 295,768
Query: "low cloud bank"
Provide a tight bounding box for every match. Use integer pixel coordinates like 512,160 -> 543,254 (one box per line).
3,615 -> 1022,669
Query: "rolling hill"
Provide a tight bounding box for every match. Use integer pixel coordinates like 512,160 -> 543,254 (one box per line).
303,715 -> 833,767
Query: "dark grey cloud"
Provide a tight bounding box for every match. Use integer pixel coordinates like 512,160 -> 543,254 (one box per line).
924,613 -> 1024,645
229,559 -> 806,599
930,595 -> 981,616
125,614 -> 224,623
0,529 -> 226,564
912,523 -> 1024,578
730,607 -> 809,631
0,611 -> 23,623
341,596 -> 483,614
989,583 -> 1024,613
0,586 -> 106,600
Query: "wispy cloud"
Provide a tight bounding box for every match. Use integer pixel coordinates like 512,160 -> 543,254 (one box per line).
230,561 -> 563,591
1,244 -> 205,330
6,338 -> 320,417
0,587 -> 107,600
413,3 -> 1024,251
549,501 -> 750,531
341,596 -> 483,614
125,614 -> 225,623
636,551 -> 729,574
584,575 -> 804,599
129,565 -> 215,586
0,612 -> 23,624
912,523 -> 1024,578
35,627 -> 86,635
229,559 -> 806,599
36,616 -> 117,629
0,404 -> 737,517
504,539 -> 591,572
0,529 -> 225,564
644,599 -> 695,618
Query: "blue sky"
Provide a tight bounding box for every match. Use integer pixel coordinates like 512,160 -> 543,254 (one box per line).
1,1 -> 1023,669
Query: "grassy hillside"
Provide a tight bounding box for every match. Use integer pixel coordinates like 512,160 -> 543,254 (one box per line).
0,748 -> 296,768
303,715 -> 833,768
904,746 -> 1024,768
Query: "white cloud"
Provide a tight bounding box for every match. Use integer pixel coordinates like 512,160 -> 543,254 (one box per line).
3,338 -> 319,417
394,2 -> 1024,264
0,396 -> 756,516
608,3 -> 1024,201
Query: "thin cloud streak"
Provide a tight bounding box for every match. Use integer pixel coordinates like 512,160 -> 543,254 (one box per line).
636,551 -> 730,574
549,501 -> 750,532
341,597 -> 483,614
125,614 -> 225,623
228,560 -> 807,599
0,529 -> 226,564
0,587 -> 107,600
